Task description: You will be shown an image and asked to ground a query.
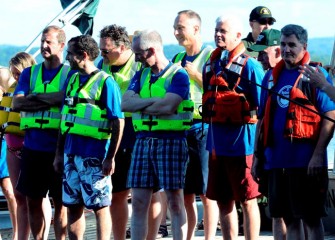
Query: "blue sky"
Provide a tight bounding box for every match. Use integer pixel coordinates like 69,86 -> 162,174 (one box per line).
1,0 -> 334,47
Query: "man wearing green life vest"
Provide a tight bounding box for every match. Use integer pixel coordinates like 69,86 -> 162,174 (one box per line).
97,24 -> 145,240
54,35 -> 124,239
13,25 -> 70,240
122,29 -> 193,240
172,10 -> 219,240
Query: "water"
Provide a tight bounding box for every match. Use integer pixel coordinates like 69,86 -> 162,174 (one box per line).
327,132 -> 335,172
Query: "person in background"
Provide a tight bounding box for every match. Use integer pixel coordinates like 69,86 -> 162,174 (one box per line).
258,24 -> 335,240
248,29 -> 287,240
0,67 -> 18,240
243,6 -> 276,58
122,29 -> 193,240
172,9 -> 219,240
203,15 -> 264,240
7,52 -> 54,240
13,26 -> 69,240
54,34 -> 124,240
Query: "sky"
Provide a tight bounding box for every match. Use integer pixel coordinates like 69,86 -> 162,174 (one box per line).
1,0 -> 334,49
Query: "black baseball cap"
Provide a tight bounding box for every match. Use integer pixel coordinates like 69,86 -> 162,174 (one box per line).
249,6 -> 276,22
248,29 -> 281,52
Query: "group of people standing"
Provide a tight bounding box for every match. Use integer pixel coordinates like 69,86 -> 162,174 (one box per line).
0,5 -> 334,240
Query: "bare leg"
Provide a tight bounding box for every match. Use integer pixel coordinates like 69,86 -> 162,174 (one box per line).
110,189 -> 130,240
165,189 -> 187,240
284,217 -> 305,240
1,177 -> 18,240
51,196 -> 67,240
95,206 -> 112,240
27,197 -> 50,240
218,200 -> 238,239
130,188 -> 153,240
240,198 -> 260,240
200,194 -> 219,240
67,205 -> 86,240
6,149 -> 30,240
147,192 -> 162,240
302,218 -> 324,240
184,193 -> 197,240
159,191 -> 168,226
273,217 -> 287,240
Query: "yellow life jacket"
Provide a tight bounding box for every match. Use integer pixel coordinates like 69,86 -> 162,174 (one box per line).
20,63 -> 70,130
0,83 -> 24,136
173,46 -> 213,119
61,71 -> 113,140
102,53 -> 141,117
132,63 -> 194,132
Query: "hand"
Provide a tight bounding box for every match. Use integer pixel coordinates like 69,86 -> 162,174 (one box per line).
53,153 -> 64,174
299,64 -> 330,89
307,151 -> 327,176
102,157 -> 115,176
184,61 -> 197,79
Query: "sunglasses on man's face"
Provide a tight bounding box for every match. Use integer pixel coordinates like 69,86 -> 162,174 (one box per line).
257,18 -> 274,26
100,49 -> 110,54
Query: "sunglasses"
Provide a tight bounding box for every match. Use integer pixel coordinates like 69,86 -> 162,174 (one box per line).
100,49 -> 110,54
257,19 -> 274,26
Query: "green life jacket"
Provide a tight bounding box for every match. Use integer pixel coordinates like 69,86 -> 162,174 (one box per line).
132,63 -> 194,132
61,70 -> 113,140
102,53 -> 141,117
173,46 -> 213,119
20,63 -> 70,130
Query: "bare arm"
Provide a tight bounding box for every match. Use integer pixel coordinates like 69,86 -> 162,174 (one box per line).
102,118 -> 125,176
121,90 -> 160,113
53,130 -> 66,174
308,110 -> 335,176
143,92 -> 183,116
13,94 -> 51,111
28,91 -> 65,106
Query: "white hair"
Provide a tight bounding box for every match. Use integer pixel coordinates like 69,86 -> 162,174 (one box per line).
215,14 -> 244,35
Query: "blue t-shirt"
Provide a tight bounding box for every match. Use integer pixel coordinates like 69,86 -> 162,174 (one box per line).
261,67 -> 335,169
64,72 -> 124,159
14,64 -> 75,152
127,62 -> 190,138
204,54 -> 265,156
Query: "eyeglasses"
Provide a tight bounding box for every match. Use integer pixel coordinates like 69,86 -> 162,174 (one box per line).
133,48 -> 150,58
100,46 -> 118,55
256,19 -> 274,26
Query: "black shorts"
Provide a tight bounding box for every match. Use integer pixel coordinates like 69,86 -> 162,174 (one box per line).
184,126 -> 209,195
268,168 -> 328,219
16,147 -> 63,199
111,148 -> 131,193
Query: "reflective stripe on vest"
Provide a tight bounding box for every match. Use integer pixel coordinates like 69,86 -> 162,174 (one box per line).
61,71 -> 112,140
0,84 -> 24,136
132,63 -> 194,132
20,63 -> 70,130
102,54 -> 141,117
173,46 -> 213,119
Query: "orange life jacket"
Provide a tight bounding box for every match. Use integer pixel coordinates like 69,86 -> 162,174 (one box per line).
262,51 -> 321,146
202,42 -> 257,125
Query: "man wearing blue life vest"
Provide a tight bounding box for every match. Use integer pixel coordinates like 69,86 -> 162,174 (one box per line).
97,24 -> 142,240
202,15 -> 264,240
256,24 -> 335,240
54,35 -> 124,239
13,25 -> 70,240
122,29 -> 193,240
172,10 -> 218,240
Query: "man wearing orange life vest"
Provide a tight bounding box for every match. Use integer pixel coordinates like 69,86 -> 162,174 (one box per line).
259,24 -> 335,239
202,15 -> 264,240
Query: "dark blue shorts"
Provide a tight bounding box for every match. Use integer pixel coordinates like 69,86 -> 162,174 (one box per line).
268,168 -> 328,219
184,126 -> 209,195
127,137 -> 189,190
16,147 -> 62,199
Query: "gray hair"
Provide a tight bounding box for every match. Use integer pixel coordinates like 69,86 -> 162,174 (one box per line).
215,15 -> 243,35
132,29 -> 163,50
281,24 -> 308,45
